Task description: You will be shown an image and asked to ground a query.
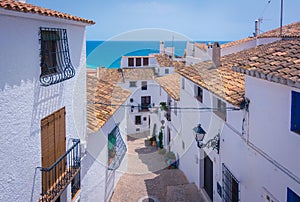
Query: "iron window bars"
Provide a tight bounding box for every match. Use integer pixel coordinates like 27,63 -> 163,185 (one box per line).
39,27 -> 75,86
222,163 -> 239,202
108,125 -> 127,170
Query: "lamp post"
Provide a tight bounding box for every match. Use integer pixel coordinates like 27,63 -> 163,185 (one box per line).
193,124 -> 220,153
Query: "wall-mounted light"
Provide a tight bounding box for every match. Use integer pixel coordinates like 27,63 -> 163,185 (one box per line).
193,124 -> 220,153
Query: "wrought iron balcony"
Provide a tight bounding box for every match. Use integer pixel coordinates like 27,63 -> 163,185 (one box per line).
39,139 -> 80,202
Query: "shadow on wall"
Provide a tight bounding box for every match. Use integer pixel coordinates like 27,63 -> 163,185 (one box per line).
30,81 -> 64,137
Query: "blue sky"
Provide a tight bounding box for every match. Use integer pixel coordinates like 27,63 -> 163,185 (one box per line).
27,0 -> 300,41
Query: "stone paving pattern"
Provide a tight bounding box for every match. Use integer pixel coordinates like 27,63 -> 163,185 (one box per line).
110,132 -> 208,202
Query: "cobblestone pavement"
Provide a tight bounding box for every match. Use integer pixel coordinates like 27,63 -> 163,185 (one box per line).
110,132 -> 208,202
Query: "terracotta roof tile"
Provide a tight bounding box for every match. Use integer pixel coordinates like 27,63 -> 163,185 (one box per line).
155,73 -> 181,101
221,22 -> 300,48
178,59 -> 245,106
0,0 -> 95,24
232,39 -> 300,88
123,68 -> 154,81
258,22 -> 300,38
87,75 -> 130,132
221,37 -> 256,48
155,54 -> 174,67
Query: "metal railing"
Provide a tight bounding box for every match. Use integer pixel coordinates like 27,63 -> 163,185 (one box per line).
39,139 -> 80,201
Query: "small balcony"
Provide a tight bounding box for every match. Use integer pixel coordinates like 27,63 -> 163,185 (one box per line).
138,104 -> 150,112
39,139 -> 80,202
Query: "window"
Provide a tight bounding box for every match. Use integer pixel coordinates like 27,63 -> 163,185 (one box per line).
128,58 -> 134,66
287,187 -> 300,202
174,101 -> 177,116
141,81 -> 147,90
165,68 -> 169,74
40,27 -> 75,86
143,57 -> 149,66
141,96 -> 151,111
291,91 -> 300,134
194,85 -> 203,103
41,107 -> 66,193
108,126 -> 127,170
182,78 -> 185,89
143,117 -> 147,121
135,116 -> 142,125
129,81 -> 137,87
222,164 -> 239,202
214,97 -> 226,121
136,58 -> 141,66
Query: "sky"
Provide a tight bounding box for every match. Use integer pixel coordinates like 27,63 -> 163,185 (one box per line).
27,0 -> 300,41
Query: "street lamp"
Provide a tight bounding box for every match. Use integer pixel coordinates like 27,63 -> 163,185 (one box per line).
193,124 -> 220,153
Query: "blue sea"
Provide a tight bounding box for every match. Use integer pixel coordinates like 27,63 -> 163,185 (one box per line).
86,41 -> 230,69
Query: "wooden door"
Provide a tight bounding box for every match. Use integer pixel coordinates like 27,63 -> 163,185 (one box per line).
204,155 -> 213,201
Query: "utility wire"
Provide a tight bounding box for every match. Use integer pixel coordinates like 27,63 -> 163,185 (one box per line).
91,101 -> 241,111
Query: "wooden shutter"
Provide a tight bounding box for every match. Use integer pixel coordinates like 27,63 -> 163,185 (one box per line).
41,107 -> 66,192
291,91 -> 300,133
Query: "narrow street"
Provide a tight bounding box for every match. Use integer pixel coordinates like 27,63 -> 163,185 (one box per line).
110,132 -> 207,202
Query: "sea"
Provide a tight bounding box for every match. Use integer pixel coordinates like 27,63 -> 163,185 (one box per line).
86,41 -> 230,69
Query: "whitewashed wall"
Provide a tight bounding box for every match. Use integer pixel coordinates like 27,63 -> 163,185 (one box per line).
81,106 -> 127,202
0,12 -> 87,202
118,80 -> 161,135
120,56 -> 157,68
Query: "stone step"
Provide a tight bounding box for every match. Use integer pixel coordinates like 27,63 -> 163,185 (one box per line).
166,183 -> 205,202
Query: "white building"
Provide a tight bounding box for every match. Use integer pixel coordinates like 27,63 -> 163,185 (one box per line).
0,1 -> 94,201
83,71 -> 130,202
177,22 -> 300,202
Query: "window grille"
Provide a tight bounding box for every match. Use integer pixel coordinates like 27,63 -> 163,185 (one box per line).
39,27 -> 75,86
108,125 -> 127,170
222,164 -> 239,202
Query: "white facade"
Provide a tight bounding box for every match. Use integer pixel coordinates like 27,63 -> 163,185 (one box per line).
118,79 -> 162,135
120,56 -> 157,68
0,9 -> 88,202
81,106 -> 127,202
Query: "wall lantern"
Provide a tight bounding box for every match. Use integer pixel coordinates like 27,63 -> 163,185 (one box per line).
193,124 -> 220,153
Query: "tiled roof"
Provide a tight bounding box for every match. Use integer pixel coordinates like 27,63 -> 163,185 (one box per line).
221,22 -> 300,49
87,75 -> 130,131
0,0 -> 95,24
178,60 -> 245,106
155,54 -> 185,71
221,37 -> 255,48
155,54 -> 174,67
232,39 -> 300,89
258,22 -> 300,38
123,68 -> 155,81
155,73 -> 181,101
96,68 -> 123,84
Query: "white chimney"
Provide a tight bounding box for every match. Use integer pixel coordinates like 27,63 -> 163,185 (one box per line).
160,41 -> 165,54
212,42 -> 220,67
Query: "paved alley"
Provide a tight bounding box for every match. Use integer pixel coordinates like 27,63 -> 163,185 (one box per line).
110,132 -> 207,202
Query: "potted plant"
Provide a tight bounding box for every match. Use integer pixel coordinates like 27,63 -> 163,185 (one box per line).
158,129 -> 163,149
160,102 -> 167,111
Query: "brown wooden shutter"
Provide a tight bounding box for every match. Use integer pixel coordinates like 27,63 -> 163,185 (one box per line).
41,107 -> 66,192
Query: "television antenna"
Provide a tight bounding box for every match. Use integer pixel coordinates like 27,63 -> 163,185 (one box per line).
254,0 -> 272,36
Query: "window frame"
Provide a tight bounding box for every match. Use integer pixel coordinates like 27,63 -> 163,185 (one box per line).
182,78 -> 185,89
141,81 -> 147,90
129,81 -> 137,88
194,85 -> 203,103
143,57 -> 149,66
222,163 -> 239,202
128,58 -> 134,67
291,91 -> 300,134
136,58 -> 142,66
135,115 -> 142,125
213,97 -> 227,121
165,68 -> 169,74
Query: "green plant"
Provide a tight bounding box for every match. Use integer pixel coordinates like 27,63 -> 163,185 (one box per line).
165,151 -> 176,160
160,102 -> 167,111
158,130 -> 163,149
158,148 -> 166,155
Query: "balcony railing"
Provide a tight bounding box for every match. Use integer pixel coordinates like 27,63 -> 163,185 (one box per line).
39,139 -> 80,202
